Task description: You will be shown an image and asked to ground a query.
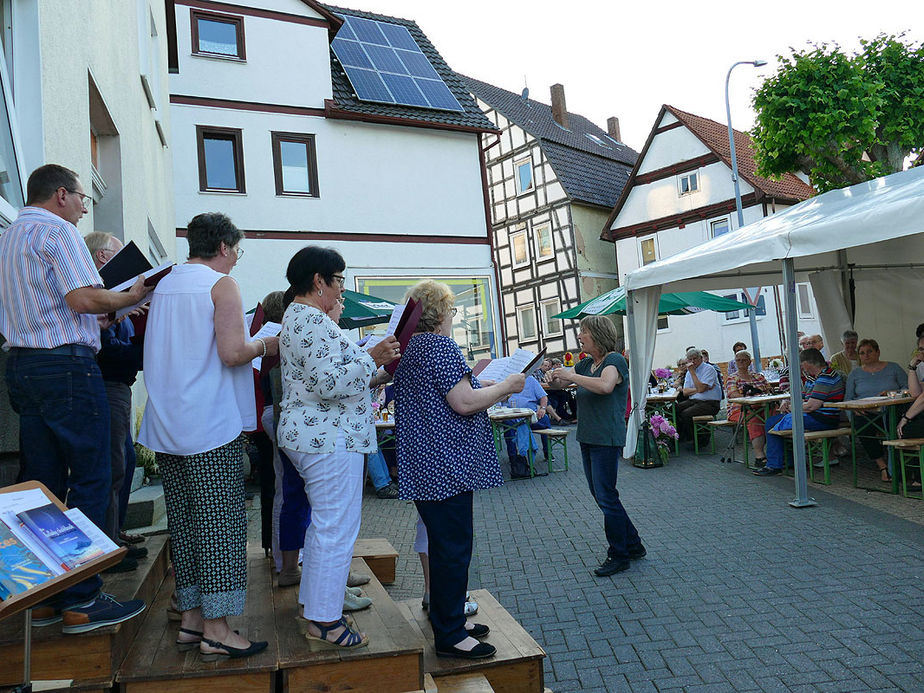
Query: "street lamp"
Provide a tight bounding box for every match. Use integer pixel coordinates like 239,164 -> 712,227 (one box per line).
725,59 -> 767,371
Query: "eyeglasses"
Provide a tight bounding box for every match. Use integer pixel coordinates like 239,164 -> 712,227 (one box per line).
331,274 -> 346,288
234,246 -> 244,259
450,307 -> 458,317
64,188 -> 92,210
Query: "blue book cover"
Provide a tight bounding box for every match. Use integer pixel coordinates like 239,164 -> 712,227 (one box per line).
0,520 -> 54,597
16,504 -> 103,571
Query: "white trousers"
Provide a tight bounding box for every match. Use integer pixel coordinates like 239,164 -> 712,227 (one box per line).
282,435 -> 363,622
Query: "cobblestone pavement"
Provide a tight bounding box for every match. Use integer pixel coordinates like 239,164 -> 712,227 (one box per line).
360,428 -> 924,692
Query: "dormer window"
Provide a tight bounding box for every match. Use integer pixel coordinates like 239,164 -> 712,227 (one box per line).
678,172 -> 698,196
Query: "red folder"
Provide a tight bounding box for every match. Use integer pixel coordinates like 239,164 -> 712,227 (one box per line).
384,298 -> 422,375
249,303 -> 265,337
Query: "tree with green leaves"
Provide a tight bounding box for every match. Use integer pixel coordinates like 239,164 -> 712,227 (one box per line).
751,34 -> 924,193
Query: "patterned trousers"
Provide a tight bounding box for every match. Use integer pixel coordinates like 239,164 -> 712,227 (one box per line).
158,438 -> 247,619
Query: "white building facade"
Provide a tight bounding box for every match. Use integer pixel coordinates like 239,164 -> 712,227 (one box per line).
0,0 -> 175,462
168,0 -> 501,361
604,105 -> 821,370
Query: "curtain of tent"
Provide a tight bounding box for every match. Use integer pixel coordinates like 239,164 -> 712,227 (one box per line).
809,271 -> 853,353
624,286 -> 662,458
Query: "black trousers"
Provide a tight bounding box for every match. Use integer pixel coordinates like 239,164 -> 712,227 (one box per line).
415,491 -> 473,649
676,399 -> 720,440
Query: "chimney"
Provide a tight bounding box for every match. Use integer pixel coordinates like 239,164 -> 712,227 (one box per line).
607,117 -> 622,142
550,83 -> 569,129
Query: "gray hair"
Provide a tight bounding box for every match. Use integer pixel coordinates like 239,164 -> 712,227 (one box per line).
842,329 -> 858,342
734,350 -> 752,361
83,231 -> 115,256
685,348 -> 703,359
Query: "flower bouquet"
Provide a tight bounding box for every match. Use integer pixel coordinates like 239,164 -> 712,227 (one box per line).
648,413 -> 678,464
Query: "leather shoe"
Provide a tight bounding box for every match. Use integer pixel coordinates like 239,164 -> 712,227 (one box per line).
465,622 -> 490,638
436,641 -> 496,659
593,557 -> 629,577
627,544 -> 647,560
753,466 -> 782,476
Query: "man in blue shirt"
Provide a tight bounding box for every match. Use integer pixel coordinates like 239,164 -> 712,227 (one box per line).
676,348 -> 723,443
504,376 -> 551,478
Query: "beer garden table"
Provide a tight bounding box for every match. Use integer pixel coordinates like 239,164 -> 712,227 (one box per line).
725,393 -> 788,468
488,408 -> 541,478
829,394 -> 914,493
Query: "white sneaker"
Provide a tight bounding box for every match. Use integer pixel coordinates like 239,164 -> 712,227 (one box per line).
464,600 -> 478,617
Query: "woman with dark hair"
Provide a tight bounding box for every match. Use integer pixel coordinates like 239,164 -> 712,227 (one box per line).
393,279 -> 525,660
277,246 -> 399,649
551,316 -> 644,578
845,338 -> 905,482
140,212 -> 279,660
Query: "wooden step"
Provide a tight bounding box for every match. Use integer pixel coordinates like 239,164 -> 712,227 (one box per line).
117,552 -> 277,693
436,672 -> 495,692
397,589 -> 545,693
0,534 -> 170,689
353,537 -> 398,584
277,557 -> 423,692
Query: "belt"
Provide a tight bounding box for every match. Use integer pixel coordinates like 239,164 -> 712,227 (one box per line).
12,344 -> 96,359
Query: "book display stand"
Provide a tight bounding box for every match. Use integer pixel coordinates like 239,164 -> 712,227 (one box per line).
0,482 -> 126,693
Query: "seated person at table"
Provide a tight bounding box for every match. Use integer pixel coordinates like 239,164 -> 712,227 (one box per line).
896,372 -> 924,492
830,330 -> 859,376
726,342 -> 755,377
503,375 -> 551,479
676,349 -> 723,442
725,350 -> 771,465
845,339 -> 906,482
701,349 -> 724,389
671,358 -> 688,395
906,325 -> 924,397
755,349 -> 844,477
545,358 -> 576,423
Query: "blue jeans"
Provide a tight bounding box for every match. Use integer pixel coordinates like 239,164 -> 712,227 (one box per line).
764,412 -> 833,470
367,449 -> 391,491
278,450 -> 310,552
6,350 -> 109,604
580,443 -> 641,560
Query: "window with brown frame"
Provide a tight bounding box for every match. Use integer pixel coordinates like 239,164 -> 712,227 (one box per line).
196,126 -> 245,193
271,132 -> 319,197
190,9 -> 245,60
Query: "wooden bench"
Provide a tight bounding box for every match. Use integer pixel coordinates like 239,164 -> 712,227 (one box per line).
435,671 -> 496,692
277,557 -> 424,693
0,534 -> 170,690
533,429 -> 569,472
354,537 -> 398,584
117,552 -> 278,693
692,415 -> 716,455
397,589 -> 545,693
770,427 -> 852,485
882,438 -> 924,499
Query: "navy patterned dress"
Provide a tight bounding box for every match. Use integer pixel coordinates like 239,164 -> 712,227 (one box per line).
393,332 -> 502,501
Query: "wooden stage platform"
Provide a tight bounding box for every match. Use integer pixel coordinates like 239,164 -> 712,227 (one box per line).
0,536 -> 545,692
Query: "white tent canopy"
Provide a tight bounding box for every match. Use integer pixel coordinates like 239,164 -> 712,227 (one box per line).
623,167 -> 924,495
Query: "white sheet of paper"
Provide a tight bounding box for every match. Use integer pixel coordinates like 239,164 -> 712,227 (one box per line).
477,348 -> 535,382
65,508 -> 119,554
111,262 -> 174,319
385,304 -> 405,335
251,321 -> 282,371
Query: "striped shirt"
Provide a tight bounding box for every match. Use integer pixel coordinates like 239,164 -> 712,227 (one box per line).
804,367 -> 845,427
0,206 -> 103,351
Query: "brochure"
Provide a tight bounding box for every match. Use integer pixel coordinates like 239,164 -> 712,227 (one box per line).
16,504 -> 105,571
477,348 -> 538,383
0,521 -> 54,597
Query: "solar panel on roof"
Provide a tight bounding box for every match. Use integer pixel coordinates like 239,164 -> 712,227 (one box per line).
331,15 -> 464,113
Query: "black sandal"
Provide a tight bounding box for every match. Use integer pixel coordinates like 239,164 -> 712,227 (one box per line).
305,617 -> 368,649
175,627 -> 203,649
199,637 -> 268,661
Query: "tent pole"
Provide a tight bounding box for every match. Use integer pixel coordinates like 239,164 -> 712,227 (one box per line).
782,258 -> 816,508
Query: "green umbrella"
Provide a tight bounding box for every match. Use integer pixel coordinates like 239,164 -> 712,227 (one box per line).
339,289 -> 398,329
553,287 -> 752,319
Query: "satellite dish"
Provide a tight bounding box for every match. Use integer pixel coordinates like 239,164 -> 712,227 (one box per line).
521,87 -> 529,100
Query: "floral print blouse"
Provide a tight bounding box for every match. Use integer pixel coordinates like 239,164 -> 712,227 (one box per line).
277,302 -> 377,454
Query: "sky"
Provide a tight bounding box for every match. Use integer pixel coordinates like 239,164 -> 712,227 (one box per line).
339,0 -> 924,152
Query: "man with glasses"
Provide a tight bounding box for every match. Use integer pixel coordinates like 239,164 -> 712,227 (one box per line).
676,348 -> 722,444
0,164 -> 152,633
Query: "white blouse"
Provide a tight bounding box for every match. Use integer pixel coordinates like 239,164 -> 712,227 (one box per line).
277,302 -> 377,454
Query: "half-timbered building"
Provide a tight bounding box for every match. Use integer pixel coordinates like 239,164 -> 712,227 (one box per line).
602,105 -> 820,369
463,77 -> 638,356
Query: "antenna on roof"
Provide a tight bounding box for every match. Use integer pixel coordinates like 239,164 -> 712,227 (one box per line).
521,75 -> 529,101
